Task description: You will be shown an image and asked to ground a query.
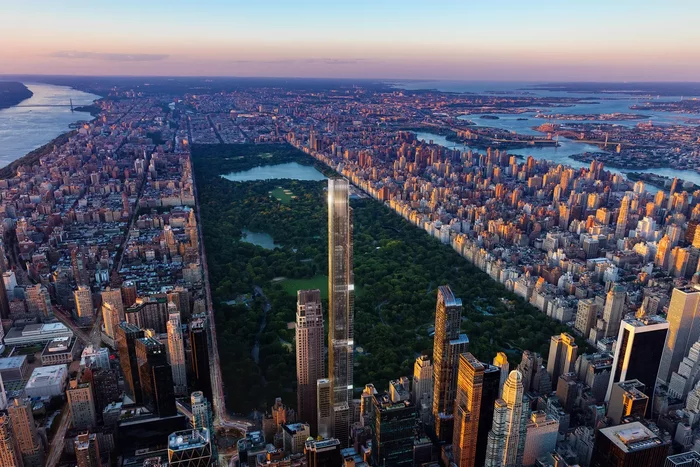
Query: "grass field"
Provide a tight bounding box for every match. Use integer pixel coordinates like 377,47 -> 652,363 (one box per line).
279,275 -> 328,299
269,186 -> 295,204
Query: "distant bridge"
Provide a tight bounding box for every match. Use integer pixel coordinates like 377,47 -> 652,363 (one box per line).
17,98 -> 77,111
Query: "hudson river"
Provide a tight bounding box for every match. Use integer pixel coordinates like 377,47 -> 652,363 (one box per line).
0,83 -> 101,167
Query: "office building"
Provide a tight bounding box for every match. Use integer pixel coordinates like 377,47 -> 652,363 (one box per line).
90,367 -> 120,419
668,339 -> 700,400
576,352 -> 614,403
453,353 -> 489,467
136,336 -> 176,417
658,285 -> 700,384
370,386 -> 416,467
296,289 -> 325,434
605,315 -> 669,409
168,428 -> 212,467
485,370 -> 529,467
75,432 -> 101,467
189,314 -> 212,402
590,422 -> 669,467
25,284 -> 51,318
167,307 -> 187,396
327,178 -> 354,447
101,302 -> 120,341
24,364 -> 67,398
522,411 -> 559,466
547,332 -> 578,389
117,322 -> 144,403
607,380 -> 648,425
8,398 -> 43,467
74,285 -> 94,320
412,354 -> 433,422
0,414 -> 22,467
282,422 -> 310,454
101,287 -> 125,321
305,438 -> 341,467
432,285 -> 468,441
615,195 -> 630,239
191,391 -> 213,432
67,379 -> 97,429
576,298 -> 601,340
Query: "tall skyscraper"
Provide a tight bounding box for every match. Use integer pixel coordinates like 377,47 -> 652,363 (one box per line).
453,353 -> 484,467
668,339 -> 700,400
74,285 -> 94,320
432,285 -> 469,442
370,380 -> 416,467
547,333 -> 578,389
117,322 -> 144,403
67,379 -> 97,429
304,438 -> 342,467
296,289 -> 325,434
75,432 -> 101,467
485,370 -> 529,467
101,287 -> 125,321
615,195 -> 630,239
522,411 -> 559,466
658,285 -> 700,384
606,380 -> 648,425
90,367 -> 120,420
167,428 -> 212,467
166,306 -> 187,396
412,354 -> 433,421
136,336 -> 176,417
605,315 -> 669,410
101,302 -> 120,342
189,314 -> 212,402
493,352 -> 509,398
603,284 -> 627,339
8,398 -> 43,467
327,178 -> 354,447
0,413 -> 22,467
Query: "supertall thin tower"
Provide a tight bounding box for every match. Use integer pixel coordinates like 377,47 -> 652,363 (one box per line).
167,305 -> 187,396
296,289 -> 325,435
485,370 -> 529,467
432,285 -> 468,442
615,195 -> 630,239
328,178 -> 354,447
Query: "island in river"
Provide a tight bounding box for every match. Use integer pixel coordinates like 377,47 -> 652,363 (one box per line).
0,82 -> 33,110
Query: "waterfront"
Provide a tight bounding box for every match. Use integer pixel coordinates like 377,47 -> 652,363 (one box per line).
221,162 -> 327,182
0,83 -> 100,167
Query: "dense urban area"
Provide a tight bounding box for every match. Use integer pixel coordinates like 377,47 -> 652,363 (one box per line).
0,76 -> 699,467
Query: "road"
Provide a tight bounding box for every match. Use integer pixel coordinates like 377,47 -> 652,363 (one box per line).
191,156 -> 253,435
45,404 -> 70,467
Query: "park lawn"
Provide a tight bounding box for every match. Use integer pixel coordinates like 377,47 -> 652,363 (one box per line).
279,275 -> 328,299
270,187 -> 294,205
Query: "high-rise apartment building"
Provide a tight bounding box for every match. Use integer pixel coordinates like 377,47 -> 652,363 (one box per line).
615,195 -> 630,239
101,287 -> 125,321
606,380 -> 648,425
191,391 -> 213,432
485,370 -> 529,467
606,315 -> 669,411
8,398 -> 43,467
493,352 -> 509,398
117,322 -> 144,403
75,432 -> 101,467
432,285 -> 469,442
101,302 -> 120,342
453,353 -> 485,467
317,378 -> 332,439
74,285 -> 94,320
547,333 -> 578,389
658,285 -> 700,384
67,379 -> 97,429
136,336 -> 176,417
412,354 -> 433,422
0,413 -> 21,467
25,284 -> 51,318
522,411 -> 559,466
295,289 -> 325,434
327,178 -> 354,447
603,284 -> 627,339
90,367 -> 120,420
370,382 -> 416,467
166,307 -> 187,396
668,339 -> 700,400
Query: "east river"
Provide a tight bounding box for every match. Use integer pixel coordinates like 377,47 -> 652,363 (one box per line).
0,83 -> 101,167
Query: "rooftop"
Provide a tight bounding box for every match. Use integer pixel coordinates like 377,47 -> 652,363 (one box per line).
599,422 -> 665,453
168,428 -> 209,450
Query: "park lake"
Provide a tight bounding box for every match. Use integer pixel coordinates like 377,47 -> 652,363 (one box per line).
221,162 -> 327,182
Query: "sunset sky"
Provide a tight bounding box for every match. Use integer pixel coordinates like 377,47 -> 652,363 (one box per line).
2,0 -> 699,81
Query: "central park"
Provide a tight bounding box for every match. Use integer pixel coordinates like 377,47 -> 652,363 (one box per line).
191,143 -> 574,415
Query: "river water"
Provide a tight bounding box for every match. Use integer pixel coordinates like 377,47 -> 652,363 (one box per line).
0,83 -> 101,167
397,80 -> 700,190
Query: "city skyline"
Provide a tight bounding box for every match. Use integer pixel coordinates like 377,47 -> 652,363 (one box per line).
2,1 -> 700,80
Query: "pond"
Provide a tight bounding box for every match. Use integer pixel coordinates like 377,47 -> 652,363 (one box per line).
241,229 -> 280,250
222,162 -> 327,182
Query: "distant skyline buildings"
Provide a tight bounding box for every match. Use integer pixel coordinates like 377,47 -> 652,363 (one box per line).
2,1 -> 699,80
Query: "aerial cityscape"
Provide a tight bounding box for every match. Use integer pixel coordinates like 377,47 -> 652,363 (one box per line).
1,1 -> 700,467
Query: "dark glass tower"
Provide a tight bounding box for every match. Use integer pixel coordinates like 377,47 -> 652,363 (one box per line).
117,322 -> 144,403
136,336 -> 176,417
190,314 -> 212,401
